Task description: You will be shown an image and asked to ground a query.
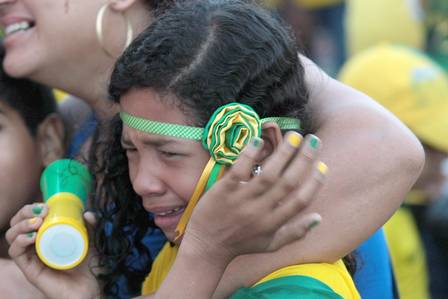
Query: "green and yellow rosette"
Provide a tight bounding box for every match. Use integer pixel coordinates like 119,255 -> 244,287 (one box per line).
202,103 -> 261,165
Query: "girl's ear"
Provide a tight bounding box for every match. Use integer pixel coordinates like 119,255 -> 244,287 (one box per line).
110,0 -> 139,12
36,114 -> 66,167
259,122 -> 283,164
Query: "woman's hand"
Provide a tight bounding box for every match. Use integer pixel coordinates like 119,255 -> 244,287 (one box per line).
5,204 -> 101,299
152,132 -> 326,299
184,132 -> 325,262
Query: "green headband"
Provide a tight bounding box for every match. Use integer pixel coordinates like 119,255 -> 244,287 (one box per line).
120,102 -> 301,165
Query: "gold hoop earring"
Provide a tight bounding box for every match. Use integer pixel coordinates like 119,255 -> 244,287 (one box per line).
96,3 -> 133,58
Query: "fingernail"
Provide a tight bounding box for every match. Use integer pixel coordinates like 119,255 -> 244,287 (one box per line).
308,135 -> 319,149
287,132 -> 302,148
32,205 -> 43,216
251,137 -> 263,148
26,232 -> 36,238
28,217 -> 38,225
317,161 -> 328,175
307,217 -> 321,231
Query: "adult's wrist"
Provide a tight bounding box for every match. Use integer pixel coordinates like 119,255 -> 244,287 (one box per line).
180,230 -> 235,270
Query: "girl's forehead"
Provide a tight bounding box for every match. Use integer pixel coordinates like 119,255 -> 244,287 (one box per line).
121,123 -> 200,149
120,88 -> 190,125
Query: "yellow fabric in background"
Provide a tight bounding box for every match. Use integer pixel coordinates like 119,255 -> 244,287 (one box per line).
262,0 -> 342,9
53,89 -> 69,103
338,44 -> 448,154
384,207 -> 430,299
297,0 -> 342,9
345,0 -> 425,56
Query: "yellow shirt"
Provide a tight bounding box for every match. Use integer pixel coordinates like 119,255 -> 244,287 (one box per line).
142,243 -> 360,298
384,207 -> 430,299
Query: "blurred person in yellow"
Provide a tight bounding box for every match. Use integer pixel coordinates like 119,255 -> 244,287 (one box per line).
339,43 -> 448,299
345,0 -> 426,57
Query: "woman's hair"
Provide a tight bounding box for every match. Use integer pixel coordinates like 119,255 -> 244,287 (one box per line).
92,0 -> 311,296
0,45 -> 57,136
143,0 -> 177,16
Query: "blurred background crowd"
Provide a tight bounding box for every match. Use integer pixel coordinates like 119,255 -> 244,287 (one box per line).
260,0 -> 448,298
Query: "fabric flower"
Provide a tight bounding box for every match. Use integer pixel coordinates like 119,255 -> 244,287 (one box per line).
202,103 -> 261,165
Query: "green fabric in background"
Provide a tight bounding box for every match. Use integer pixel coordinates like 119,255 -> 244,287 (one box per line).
229,275 -> 343,299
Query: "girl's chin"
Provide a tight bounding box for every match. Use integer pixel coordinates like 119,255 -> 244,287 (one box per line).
3,54 -> 36,79
164,231 -> 182,245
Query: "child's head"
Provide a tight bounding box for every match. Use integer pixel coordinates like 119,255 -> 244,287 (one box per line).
0,47 -> 65,231
339,43 -> 448,199
94,0 -> 310,294
109,0 -> 310,240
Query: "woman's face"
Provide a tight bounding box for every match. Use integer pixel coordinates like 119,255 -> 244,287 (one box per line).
120,88 -> 210,243
0,0 -> 108,80
0,101 -> 43,231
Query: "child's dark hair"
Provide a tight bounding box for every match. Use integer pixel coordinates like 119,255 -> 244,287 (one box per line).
0,46 -> 57,135
92,0 -> 312,296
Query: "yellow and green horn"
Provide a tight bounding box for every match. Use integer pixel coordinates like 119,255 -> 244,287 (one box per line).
36,159 -> 92,270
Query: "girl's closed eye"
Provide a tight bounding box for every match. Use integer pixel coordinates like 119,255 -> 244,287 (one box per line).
159,150 -> 186,159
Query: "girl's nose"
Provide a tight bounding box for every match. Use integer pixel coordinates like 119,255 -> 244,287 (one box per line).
131,161 -> 166,198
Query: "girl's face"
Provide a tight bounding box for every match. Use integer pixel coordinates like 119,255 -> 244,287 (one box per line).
0,101 -> 43,231
0,0 -> 110,81
120,88 -> 210,243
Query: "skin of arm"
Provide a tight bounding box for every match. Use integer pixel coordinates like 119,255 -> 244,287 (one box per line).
0,259 -> 47,299
207,57 -> 425,298
135,235 -> 232,299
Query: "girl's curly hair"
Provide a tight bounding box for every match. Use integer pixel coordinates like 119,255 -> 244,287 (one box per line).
89,116 -> 157,297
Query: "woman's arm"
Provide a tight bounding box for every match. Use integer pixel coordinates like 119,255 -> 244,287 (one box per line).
211,57 -> 424,298
299,55 -> 424,260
